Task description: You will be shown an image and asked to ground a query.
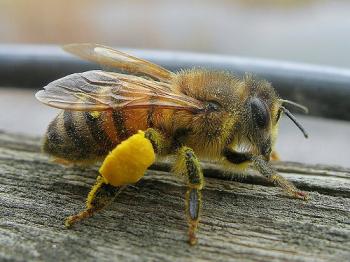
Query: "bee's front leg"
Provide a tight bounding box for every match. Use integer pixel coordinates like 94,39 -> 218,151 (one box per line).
223,148 -> 308,200
252,156 -> 308,200
65,176 -> 125,227
173,146 -> 204,246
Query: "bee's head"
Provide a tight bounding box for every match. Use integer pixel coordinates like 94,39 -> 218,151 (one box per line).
235,75 -> 308,160
239,78 -> 278,160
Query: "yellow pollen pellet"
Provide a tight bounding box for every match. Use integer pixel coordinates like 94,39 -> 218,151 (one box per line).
99,130 -> 155,186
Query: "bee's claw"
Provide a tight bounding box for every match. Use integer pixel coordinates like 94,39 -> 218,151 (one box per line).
293,191 -> 309,201
64,216 -> 75,228
189,231 -> 198,246
64,209 -> 95,228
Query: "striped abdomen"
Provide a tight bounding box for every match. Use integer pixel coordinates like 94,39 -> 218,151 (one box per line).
43,108 -> 153,163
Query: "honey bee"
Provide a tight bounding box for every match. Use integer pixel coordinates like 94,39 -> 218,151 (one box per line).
36,44 -> 309,245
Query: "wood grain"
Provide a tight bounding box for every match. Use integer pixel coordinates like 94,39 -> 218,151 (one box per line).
0,131 -> 349,262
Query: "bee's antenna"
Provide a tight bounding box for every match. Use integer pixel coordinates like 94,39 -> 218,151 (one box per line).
281,106 -> 309,138
279,99 -> 309,114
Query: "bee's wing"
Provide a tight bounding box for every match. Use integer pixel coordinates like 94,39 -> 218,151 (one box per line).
63,43 -> 174,83
36,70 -> 204,112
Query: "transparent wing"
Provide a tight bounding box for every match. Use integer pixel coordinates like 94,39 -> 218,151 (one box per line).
35,70 -> 204,112
63,43 -> 174,82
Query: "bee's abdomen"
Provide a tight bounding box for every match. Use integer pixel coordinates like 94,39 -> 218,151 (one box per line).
43,109 -> 150,163
43,110 -> 119,162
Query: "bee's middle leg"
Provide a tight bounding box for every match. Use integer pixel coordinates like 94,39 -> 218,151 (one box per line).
147,129 -> 203,245
174,146 -> 204,245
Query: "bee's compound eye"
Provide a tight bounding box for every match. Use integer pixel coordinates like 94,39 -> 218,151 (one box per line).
206,101 -> 221,111
250,98 -> 270,129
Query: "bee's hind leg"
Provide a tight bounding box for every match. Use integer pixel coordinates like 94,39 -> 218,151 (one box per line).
173,146 -> 204,246
66,128 -> 165,228
65,176 -> 125,227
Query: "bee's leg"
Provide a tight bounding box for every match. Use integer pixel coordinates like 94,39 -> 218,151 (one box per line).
144,128 -> 166,154
65,128 -> 164,228
147,128 -> 206,244
224,148 -> 307,200
173,146 -> 204,245
65,176 -> 125,227
252,156 -> 308,200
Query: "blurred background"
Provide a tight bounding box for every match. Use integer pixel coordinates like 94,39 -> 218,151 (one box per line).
0,0 -> 350,167
2,0 -> 350,67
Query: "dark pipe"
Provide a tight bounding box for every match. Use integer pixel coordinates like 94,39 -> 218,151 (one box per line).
0,44 -> 350,120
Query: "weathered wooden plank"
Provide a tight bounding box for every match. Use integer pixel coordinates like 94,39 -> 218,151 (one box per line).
0,131 -> 349,262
